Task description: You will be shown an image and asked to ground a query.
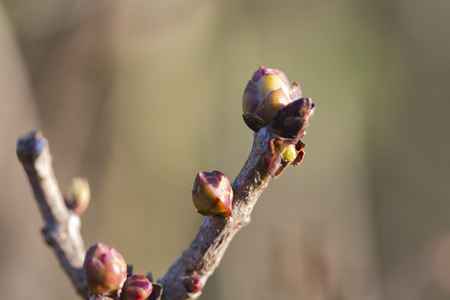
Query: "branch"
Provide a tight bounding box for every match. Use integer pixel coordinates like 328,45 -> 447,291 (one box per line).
16,131 -> 89,299
15,126 -> 282,300
16,66 -> 314,300
158,126 -> 276,300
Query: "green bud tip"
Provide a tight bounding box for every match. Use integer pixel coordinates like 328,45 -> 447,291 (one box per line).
192,170 -> 233,218
281,144 -> 297,163
83,242 -> 127,295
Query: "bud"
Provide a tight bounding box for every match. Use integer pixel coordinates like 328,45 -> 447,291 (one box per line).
270,97 -> 315,139
64,177 -> 90,216
269,138 -> 306,178
122,275 -> 153,300
281,144 -> 297,163
242,66 -> 302,131
83,242 -> 127,295
184,276 -> 203,293
192,171 -> 233,218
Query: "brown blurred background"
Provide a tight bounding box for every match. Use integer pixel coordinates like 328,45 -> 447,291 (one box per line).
1,0 -> 450,299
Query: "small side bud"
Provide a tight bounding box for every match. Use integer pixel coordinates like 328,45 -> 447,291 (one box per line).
122,275 -> 153,300
64,177 -> 90,216
184,276 -> 203,293
269,137 -> 306,178
192,171 -> 233,218
83,242 -> 127,295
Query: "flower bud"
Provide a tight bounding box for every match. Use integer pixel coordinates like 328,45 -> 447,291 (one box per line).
192,171 -> 233,218
64,177 -> 90,216
122,275 -> 153,300
83,242 -> 127,295
242,66 -> 303,131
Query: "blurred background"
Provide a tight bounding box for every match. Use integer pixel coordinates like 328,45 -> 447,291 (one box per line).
1,0 -> 450,299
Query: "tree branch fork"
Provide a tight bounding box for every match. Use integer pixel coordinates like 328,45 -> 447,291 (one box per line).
16,124 -> 305,300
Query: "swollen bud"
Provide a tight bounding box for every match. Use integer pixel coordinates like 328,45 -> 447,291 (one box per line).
121,275 -> 153,300
242,66 -> 303,131
64,177 -> 90,216
192,171 -> 233,217
83,242 -> 127,295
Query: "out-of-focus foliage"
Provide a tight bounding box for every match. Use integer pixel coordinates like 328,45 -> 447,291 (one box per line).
1,0 -> 450,299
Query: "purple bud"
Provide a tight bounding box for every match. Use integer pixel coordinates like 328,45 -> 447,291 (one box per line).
122,275 -> 153,300
83,242 -> 127,295
184,276 -> 203,293
242,66 -> 303,132
192,171 -> 233,217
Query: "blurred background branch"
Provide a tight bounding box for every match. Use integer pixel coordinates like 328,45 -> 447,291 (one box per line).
2,0 -> 450,299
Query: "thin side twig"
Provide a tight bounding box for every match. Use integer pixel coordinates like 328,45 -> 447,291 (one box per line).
16,131 -> 89,299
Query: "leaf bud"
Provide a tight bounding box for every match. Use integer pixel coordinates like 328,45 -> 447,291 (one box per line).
192,171 -> 233,218
83,242 -> 127,295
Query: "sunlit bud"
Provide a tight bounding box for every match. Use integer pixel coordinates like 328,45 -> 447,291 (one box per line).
192,171 -> 233,218
254,88 -> 290,122
121,275 -> 153,300
242,66 -> 303,131
64,177 -> 90,216
83,242 -> 127,295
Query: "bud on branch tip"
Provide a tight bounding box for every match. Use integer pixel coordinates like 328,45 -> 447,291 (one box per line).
242,66 -> 315,139
242,66 -> 307,132
242,66 -> 316,177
